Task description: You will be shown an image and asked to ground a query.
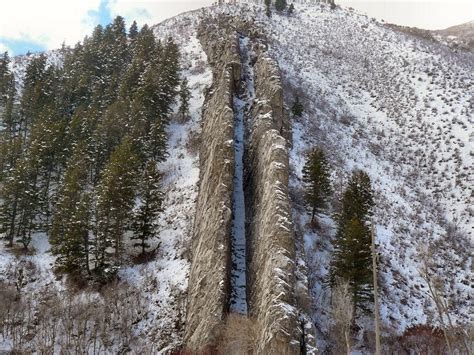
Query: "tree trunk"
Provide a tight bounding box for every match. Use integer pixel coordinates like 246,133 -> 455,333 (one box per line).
371,224 -> 381,355
7,198 -> 18,247
344,329 -> 351,355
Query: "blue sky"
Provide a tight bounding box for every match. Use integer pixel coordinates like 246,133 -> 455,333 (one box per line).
1,0 -> 113,55
0,0 -> 472,56
0,0 -> 213,56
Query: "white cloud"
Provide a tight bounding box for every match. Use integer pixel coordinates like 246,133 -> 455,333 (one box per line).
0,0 -> 101,50
0,42 -> 12,55
107,0 -> 213,27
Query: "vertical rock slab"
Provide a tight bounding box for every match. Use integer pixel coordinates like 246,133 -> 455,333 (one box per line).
245,50 -> 300,353
183,24 -> 241,350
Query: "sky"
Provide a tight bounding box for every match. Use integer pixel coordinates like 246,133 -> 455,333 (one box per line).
0,0 -> 472,56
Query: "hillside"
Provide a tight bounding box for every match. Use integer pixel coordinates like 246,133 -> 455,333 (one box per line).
435,21 -> 474,51
1,1 -> 472,354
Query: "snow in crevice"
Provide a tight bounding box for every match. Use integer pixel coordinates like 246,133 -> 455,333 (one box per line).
229,35 -> 255,315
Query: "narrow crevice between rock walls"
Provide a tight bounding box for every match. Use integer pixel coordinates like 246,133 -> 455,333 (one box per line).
184,15 -> 317,354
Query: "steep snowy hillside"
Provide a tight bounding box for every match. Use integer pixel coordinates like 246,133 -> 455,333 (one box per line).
265,2 -> 473,330
1,18 -> 211,353
196,0 -> 472,349
1,1 -> 472,353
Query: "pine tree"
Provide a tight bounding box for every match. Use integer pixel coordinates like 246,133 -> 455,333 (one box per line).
275,0 -> 287,12
288,3 -> 295,14
0,155 -> 40,249
0,156 -> 25,247
94,137 -> 139,272
129,21 -> 139,41
329,170 -> 375,317
19,55 -> 49,140
131,160 -> 163,256
179,78 -> 191,121
160,37 -> 180,115
302,148 -> 332,223
291,95 -> 304,117
265,0 -> 272,17
0,52 -> 17,136
51,142 -> 91,274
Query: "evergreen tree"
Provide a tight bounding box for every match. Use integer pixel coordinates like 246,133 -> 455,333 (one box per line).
329,170 -> 375,316
0,52 -> 17,136
131,160 -> 163,256
101,16 -> 129,107
179,78 -> 191,121
265,0 -> 272,17
160,37 -> 180,115
51,142 -> 91,274
288,3 -> 295,14
302,148 -> 332,223
0,155 -> 39,249
27,105 -> 67,225
92,100 -> 129,179
19,55 -> 48,139
275,0 -> 287,12
129,20 -> 139,41
291,95 -> 304,117
94,137 -> 139,271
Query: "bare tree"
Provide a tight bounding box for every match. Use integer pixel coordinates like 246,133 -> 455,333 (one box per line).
330,279 -> 353,355
371,224 -> 381,355
419,243 -> 455,355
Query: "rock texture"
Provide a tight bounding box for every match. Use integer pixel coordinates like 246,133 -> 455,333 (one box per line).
185,14 -> 316,353
183,22 -> 241,350
245,47 -> 300,354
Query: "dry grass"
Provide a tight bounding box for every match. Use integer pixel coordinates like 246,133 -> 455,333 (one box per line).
217,313 -> 257,355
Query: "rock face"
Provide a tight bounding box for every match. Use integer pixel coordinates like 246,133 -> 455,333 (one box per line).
245,48 -> 300,354
185,14 -> 316,353
183,22 -> 241,349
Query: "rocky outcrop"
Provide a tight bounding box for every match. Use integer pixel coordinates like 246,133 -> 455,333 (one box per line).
185,14 -> 316,353
183,23 -> 241,350
245,48 -> 300,354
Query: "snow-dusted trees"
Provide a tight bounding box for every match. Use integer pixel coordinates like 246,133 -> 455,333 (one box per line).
330,170 -> 375,316
51,142 -> 91,274
302,148 -> 332,223
275,0 -> 287,12
131,160 -> 163,256
291,95 -> 304,117
94,137 -> 139,271
0,157 -> 37,248
179,78 -> 191,121
0,52 -> 16,136
0,16 -> 181,279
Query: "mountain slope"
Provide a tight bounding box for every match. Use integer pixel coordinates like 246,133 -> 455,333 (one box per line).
256,0 -> 472,342
1,1 -> 472,353
435,21 -> 474,51
194,1 -> 472,349
1,18 -> 211,353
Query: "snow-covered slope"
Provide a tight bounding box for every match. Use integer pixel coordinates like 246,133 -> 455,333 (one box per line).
253,0 -> 472,340
196,0 -> 472,346
1,1 -> 472,352
1,16 -> 211,353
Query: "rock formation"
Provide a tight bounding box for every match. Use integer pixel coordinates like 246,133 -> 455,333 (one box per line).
185,14 -> 316,353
